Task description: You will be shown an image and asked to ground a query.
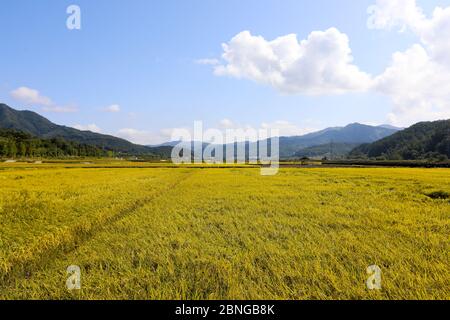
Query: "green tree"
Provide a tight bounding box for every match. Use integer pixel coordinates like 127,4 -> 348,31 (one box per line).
19,142 -> 27,157
9,141 -> 17,157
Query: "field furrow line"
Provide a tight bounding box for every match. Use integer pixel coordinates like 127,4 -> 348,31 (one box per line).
0,170 -> 196,287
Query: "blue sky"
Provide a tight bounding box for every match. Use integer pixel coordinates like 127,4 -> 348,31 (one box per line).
1,0 -> 450,144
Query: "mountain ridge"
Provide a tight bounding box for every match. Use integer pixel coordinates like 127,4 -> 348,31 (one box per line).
1,103 -> 402,159
274,123 -> 399,157
0,103 -> 170,156
151,123 -> 400,158
349,119 -> 450,160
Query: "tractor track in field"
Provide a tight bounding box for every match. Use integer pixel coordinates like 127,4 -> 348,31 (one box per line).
0,170 -> 196,289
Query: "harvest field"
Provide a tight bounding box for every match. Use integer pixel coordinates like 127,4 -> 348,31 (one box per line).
0,162 -> 449,300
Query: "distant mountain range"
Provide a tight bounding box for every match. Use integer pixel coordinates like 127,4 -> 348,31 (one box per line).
275,123 -> 400,157
2,103 -> 423,160
2,102 -> 447,161
154,123 -> 400,158
151,123 -> 401,158
349,120 -> 450,161
0,103 -> 171,157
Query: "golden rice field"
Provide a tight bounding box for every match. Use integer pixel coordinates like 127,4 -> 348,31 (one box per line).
0,162 -> 449,300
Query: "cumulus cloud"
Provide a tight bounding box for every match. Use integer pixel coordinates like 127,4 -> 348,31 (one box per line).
118,120 -> 316,146
374,44 -> 450,125
103,104 -> 121,113
214,28 -> 372,95
366,0 -> 426,31
10,86 -> 77,113
368,0 -> 450,64
117,128 -> 179,145
218,119 -> 316,138
260,120 -> 317,137
195,58 -> 220,65
219,118 -> 234,129
72,124 -> 102,133
42,105 -> 78,113
369,0 -> 450,126
117,128 -> 153,145
207,1 -> 450,126
11,87 -> 52,106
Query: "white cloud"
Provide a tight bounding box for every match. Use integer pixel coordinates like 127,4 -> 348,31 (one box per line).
368,0 -> 450,64
195,58 -> 220,65
11,87 -> 52,106
419,6 -> 450,65
117,128 -> 178,145
204,1 -> 450,126
219,118 -> 234,129
367,0 -> 426,31
374,44 -> 450,126
218,119 -> 317,138
260,120 -> 317,137
42,105 -> 78,113
117,128 -> 152,145
10,86 -> 78,113
72,124 -> 102,133
103,104 -> 121,113
214,28 -> 372,95
368,0 -> 450,126
117,120 -> 316,146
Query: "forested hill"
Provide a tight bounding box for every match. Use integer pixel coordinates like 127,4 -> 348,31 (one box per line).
272,123 -> 399,157
294,143 -> 361,159
0,129 -> 112,157
0,103 -> 171,157
349,120 -> 450,161
0,103 -> 146,154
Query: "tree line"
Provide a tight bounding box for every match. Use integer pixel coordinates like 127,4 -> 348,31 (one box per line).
0,129 -> 115,158
349,120 -> 450,161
